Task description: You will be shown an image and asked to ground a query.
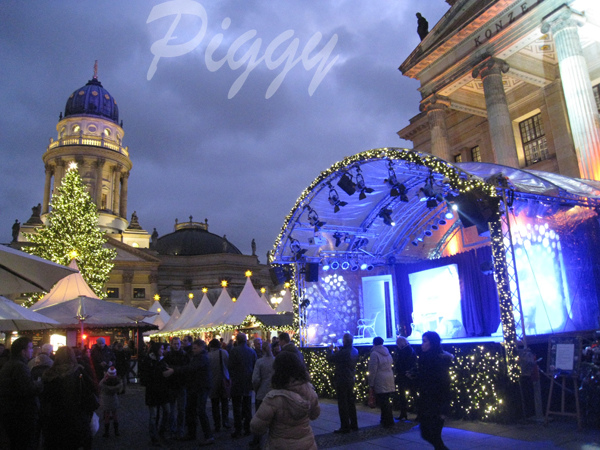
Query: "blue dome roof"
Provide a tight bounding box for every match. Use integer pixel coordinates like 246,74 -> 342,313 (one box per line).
64,77 -> 119,123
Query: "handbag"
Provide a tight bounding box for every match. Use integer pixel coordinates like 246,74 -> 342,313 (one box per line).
90,412 -> 100,435
219,350 -> 231,398
368,387 -> 376,408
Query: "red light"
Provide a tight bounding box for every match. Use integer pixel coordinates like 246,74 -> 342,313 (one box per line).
82,334 -> 88,340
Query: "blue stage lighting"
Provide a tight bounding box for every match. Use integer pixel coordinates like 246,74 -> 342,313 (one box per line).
322,263 -> 330,271
360,263 -> 368,270
331,260 -> 340,270
341,261 -> 350,270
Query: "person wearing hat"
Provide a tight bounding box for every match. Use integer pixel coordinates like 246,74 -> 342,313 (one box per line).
91,337 -> 115,382
99,366 -> 123,437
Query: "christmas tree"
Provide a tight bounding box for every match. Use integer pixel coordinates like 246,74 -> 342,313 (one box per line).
23,162 -> 116,305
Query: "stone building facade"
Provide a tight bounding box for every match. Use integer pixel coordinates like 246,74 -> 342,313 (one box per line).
399,0 -> 600,180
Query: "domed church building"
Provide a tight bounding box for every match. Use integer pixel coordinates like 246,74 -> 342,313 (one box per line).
16,64 -> 274,312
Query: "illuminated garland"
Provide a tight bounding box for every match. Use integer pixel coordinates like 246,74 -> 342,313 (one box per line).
22,164 -> 116,306
304,344 -> 509,421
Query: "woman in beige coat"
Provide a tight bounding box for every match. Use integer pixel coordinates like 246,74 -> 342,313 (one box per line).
250,351 -> 320,449
368,336 -> 396,428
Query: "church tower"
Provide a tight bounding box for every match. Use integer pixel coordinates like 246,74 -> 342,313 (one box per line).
21,62 -> 149,248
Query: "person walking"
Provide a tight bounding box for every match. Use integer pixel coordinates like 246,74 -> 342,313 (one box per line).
394,336 -> 416,420
139,341 -> 174,446
40,346 -> 98,450
326,332 -> 359,433
250,351 -> 320,449
208,338 -> 230,432
0,336 -> 41,450
99,366 -> 123,438
250,340 -> 275,448
165,336 -> 190,439
90,337 -> 114,382
178,339 -> 214,446
415,331 -> 453,450
367,336 -> 395,428
228,332 -> 257,438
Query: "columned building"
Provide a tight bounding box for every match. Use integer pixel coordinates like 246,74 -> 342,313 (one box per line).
399,0 -> 600,180
15,67 -> 275,312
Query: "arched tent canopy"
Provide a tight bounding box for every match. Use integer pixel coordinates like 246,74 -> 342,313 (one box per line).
271,149 -> 600,266
271,148 -> 497,266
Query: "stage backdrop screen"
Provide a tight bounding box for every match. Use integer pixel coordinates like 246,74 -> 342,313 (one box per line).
408,264 -> 465,339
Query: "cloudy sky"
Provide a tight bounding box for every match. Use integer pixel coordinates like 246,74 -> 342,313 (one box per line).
0,1 -> 449,261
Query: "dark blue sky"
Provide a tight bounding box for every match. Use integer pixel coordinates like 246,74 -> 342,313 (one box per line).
0,1 -> 449,260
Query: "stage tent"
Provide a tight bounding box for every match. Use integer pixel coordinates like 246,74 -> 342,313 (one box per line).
270,148 -> 600,369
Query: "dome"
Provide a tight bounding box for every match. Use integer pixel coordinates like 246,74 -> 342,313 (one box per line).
155,227 -> 242,256
64,77 -> 119,123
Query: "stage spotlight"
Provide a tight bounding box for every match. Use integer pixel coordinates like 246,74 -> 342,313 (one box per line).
360,263 -> 368,270
366,264 -> 374,271
411,240 -> 419,246
426,197 -> 438,209
337,172 -> 357,196
431,223 -> 438,231
379,208 -> 395,226
300,298 -> 311,308
452,204 -> 458,211
341,261 -> 350,270
424,228 -> 433,237
328,184 -> 348,213
305,206 -> 326,231
330,260 -> 340,270
322,262 -> 330,271
333,232 -> 345,247
350,262 -> 359,271
445,210 -> 454,220
356,169 -> 374,200
290,238 -> 307,260
438,218 -> 447,225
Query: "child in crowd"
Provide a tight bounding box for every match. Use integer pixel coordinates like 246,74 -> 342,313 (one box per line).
99,366 -> 123,437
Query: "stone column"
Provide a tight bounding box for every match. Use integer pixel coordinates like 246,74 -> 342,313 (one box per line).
119,172 -> 129,219
53,159 -> 65,194
112,165 -> 121,215
542,7 -> 600,180
94,158 -> 105,208
122,271 -> 134,306
472,57 -> 519,168
420,95 -> 452,161
42,164 -> 53,214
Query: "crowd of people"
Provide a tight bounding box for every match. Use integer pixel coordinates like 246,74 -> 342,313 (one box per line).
0,330 -> 453,450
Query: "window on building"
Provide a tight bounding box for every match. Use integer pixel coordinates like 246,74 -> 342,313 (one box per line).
101,193 -> 107,210
593,83 -> 600,113
106,287 -> 119,299
519,113 -> 549,166
471,145 -> 481,162
133,288 -> 146,299
454,154 -> 462,163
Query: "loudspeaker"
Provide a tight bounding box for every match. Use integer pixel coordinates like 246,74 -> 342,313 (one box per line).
305,263 -> 320,282
269,266 -> 288,285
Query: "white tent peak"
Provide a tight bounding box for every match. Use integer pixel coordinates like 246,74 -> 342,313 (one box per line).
220,275 -> 276,326
32,259 -> 98,311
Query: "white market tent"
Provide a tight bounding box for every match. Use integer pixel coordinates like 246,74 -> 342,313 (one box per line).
161,298 -> 196,333
160,306 -> 181,331
178,293 -> 213,330
32,260 -> 98,310
219,275 -> 276,325
276,287 -> 293,313
142,300 -> 171,330
198,287 -> 232,328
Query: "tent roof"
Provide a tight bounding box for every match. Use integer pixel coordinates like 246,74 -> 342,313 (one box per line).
253,312 -> 294,328
183,293 -> 214,330
199,287 -> 233,328
161,298 -> 196,333
32,260 -> 98,310
143,300 -> 170,328
219,276 -> 276,326
271,148 -> 600,265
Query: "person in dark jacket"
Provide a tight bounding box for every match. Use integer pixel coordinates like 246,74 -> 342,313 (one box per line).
113,341 -> 129,393
394,336 -> 417,420
164,336 -> 190,439
177,339 -> 214,446
327,333 -> 359,433
208,338 -> 230,432
40,346 -> 98,450
228,332 -> 257,438
278,332 -> 305,365
415,331 -> 453,450
90,337 -> 115,382
139,341 -> 174,446
0,336 -> 40,450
